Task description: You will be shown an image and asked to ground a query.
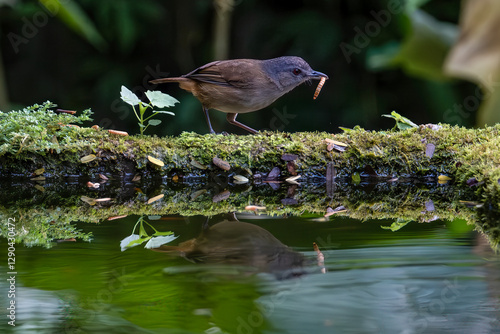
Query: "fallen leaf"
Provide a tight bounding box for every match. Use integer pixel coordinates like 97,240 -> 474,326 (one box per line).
425,143 -> 436,158
212,190 -> 230,202
190,189 -> 207,200
34,184 -> 45,192
438,175 -> 452,181
324,205 -> 347,217
281,153 -> 298,161
80,154 -> 96,163
287,161 -> 297,176
190,158 -> 207,170
267,167 -> 281,179
285,175 -> 301,184
324,138 -> 348,147
213,157 -> 231,171
80,196 -> 96,205
33,168 -> 45,175
233,175 -> 249,184
147,194 -> 164,204
148,155 -> 165,167
95,197 -> 112,202
425,200 -> 435,212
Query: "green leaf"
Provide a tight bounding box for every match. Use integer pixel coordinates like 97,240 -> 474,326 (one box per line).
145,90 -> 179,108
367,10 -> 458,81
139,101 -> 152,110
120,86 -> 141,106
127,236 -> 150,247
144,235 -> 178,249
382,111 -> 418,130
39,0 -> 107,51
154,110 -> 175,116
138,222 -> 148,237
381,220 -> 411,232
405,0 -> 432,13
339,127 -> 354,133
120,234 -> 140,251
153,231 -> 174,236
148,119 -> 162,126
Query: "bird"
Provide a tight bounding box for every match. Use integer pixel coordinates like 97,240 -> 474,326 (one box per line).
149,56 -> 328,134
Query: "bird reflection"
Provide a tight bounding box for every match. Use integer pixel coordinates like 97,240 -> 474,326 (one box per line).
152,214 -> 305,279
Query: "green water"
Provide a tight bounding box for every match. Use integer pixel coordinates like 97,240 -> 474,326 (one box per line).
1,214 -> 500,333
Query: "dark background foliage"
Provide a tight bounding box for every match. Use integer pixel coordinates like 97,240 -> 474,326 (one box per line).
0,0 -> 476,135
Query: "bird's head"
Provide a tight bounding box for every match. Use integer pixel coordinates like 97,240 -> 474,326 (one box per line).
263,56 -> 328,92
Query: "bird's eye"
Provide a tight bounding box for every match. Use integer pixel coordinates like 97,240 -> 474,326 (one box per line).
292,68 -> 302,75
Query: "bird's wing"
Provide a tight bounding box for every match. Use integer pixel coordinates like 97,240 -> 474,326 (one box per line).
183,60 -> 258,88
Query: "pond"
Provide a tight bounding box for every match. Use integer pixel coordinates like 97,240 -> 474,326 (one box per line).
2,207 -> 500,333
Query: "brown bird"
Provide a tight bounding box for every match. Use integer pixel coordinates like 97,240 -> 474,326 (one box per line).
149,56 -> 328,134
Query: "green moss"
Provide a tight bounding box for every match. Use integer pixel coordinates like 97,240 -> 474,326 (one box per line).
0,101 -> 93,156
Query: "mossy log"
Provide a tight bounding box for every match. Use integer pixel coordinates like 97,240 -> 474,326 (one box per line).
2,105 -> 500,248
1,122 -> 500,196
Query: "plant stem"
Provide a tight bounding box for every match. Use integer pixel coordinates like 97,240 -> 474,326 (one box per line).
143,112 -> 158,122
132,105 -> 141,123
139,103 -> 150,135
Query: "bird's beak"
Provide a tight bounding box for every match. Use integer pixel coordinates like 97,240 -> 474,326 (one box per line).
309,70 -> 329,80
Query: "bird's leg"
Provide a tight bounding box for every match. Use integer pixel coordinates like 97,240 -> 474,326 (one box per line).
226,113 -> 258,134
202,106 -> 216,134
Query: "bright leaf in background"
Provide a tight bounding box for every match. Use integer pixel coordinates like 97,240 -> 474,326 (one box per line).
444,0 -> 500,125
39,0 -> 107,51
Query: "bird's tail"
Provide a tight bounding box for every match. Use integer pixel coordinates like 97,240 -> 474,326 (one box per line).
149,77 -> 186,84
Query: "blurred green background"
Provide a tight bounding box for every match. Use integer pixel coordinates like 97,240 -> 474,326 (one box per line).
0,0 -> 481,135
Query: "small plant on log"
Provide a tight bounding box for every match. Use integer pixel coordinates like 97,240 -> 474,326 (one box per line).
120,86 -> 179,135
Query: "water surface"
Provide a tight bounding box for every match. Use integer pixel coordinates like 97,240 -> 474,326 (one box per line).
1,214 -> 499,333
